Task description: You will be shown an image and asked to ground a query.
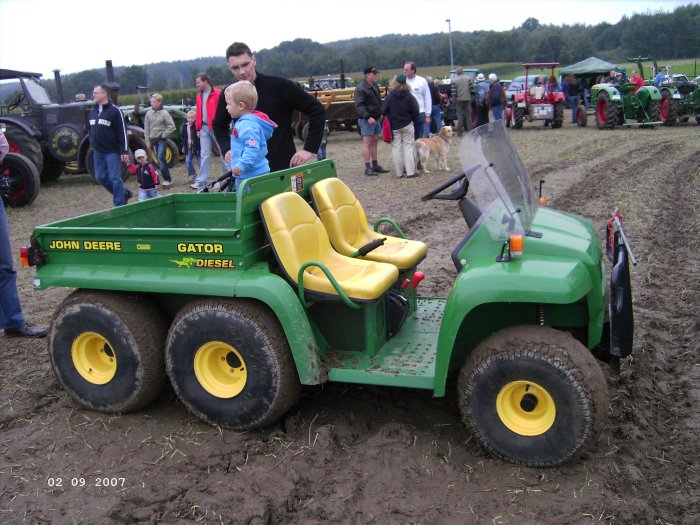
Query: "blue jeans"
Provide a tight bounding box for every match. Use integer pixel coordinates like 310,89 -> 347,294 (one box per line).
138,188 -> 160,201
195,125 -> 213,187
152,139 -> 171,182
185,151 -> 200,176
93,150 -> 127,207
0,203 -> 25,330
569,95 -> 581,123
491,105 -> 504,121
414,112 -> 425,140
429,104 -> 443,134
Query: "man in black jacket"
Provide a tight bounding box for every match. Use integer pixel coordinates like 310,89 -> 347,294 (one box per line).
355,67 -> 388,176
88,84 -> 132,206
212,42 -> 325,172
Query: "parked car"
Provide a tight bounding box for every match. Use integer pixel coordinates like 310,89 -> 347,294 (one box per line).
506,75 -> 536,102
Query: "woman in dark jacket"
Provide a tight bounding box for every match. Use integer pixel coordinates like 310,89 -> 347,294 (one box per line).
382,75 -> 420,178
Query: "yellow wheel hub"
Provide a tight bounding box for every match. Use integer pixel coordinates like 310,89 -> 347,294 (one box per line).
193,342 -> 247,398
496,380 -> 556,436
71,332 -> 118,385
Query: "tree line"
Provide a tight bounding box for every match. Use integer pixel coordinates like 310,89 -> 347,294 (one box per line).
48,4 -> 700,98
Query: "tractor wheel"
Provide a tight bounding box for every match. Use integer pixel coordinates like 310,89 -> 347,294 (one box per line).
1,152 -> 40,207
40,155 -> 65,182
659,92 -> 678,125
647,99 -> 661,123
458,325 -> 608,467
3,124 -> 43,175
551,102 -> 564,128
165,138 -> 179,168
49,290 -> 168,413
512,107 -> 525,129
577,104 -> 588,127
165,299 -> 300,430
595,93 -> 618,130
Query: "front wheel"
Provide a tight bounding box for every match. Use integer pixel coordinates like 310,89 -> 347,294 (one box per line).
595,92 -> 618,130
165,299 -> 300,430
458,325 -> 609,467
49,290 -> 168,413
1,152 -> 40,207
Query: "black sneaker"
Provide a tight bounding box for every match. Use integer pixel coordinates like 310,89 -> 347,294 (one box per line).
372,164 -> 389,173
4,323 -> 48,338
364,167 -> 378,176
124,189 -> 133,203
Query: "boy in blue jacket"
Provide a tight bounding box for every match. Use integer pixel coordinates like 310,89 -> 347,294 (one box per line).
224,81 -> 277,190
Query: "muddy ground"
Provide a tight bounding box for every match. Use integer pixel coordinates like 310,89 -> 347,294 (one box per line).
1,114 -> 698,524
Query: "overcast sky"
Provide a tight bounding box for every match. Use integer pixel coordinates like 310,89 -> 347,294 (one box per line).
0,0 -> 692,78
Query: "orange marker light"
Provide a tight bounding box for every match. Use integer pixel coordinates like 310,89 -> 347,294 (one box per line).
509,234 -> 524,256
19,247 -> 30,267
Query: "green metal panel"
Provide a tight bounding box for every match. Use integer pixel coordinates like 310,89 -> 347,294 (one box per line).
432,206 -> 606,397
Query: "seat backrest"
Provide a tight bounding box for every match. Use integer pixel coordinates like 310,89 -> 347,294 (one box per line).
311,178 -> 374,256
260,191 -> 334,284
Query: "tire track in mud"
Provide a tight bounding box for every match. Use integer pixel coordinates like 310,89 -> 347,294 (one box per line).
553,131 -> 700,521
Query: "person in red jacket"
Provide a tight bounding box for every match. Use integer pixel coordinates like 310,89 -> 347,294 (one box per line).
192,73 -> 221,190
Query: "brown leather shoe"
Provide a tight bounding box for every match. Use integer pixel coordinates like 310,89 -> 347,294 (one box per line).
4,323 -> 48,338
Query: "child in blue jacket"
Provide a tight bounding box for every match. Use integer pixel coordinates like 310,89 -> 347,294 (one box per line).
224,81 -> 277,190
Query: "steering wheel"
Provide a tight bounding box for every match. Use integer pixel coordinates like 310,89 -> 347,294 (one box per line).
7,93 -> 25,111
421,164 -> 481,202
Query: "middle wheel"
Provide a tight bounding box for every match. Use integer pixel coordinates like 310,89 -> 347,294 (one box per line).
165,299 -> 300,430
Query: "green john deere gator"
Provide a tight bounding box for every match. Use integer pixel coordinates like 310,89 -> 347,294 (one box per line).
22,122 -> 635,467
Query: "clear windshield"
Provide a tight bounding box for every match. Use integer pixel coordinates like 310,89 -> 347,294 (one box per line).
459,121 -> 538,240
24,77 -> 52,104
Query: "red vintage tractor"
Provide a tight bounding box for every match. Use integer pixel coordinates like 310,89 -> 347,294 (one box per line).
510,63 -> 565,129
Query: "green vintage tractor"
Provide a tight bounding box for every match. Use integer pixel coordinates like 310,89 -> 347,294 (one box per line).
591,79 -> 663,130
121,86 -> 188,167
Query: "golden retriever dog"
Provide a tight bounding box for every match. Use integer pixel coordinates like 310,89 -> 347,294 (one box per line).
415,125 -> 454,176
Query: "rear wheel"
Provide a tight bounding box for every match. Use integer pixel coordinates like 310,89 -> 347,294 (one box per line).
647,99 -> 661,123
165,138 -> 179,168
512,107 -> 525,129
3,125 -> 43,174
49,290 -> 167,413
551,101 -> 564,128
659,91 -> 677,125
595,92 -> 618,130
458,325 -> 608,467
165,299 -> 300,430
0,152 -> 40,207
577,104 -> 588,127
40,155 -> 65,182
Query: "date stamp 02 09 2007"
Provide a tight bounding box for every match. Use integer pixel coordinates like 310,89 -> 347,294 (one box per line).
46,477 -> 127,489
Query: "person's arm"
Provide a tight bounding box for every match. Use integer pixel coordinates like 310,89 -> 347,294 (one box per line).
422,79 -> 432,120
114,107 -> 129,157
212,92 -> 232,157
355,85 -> 369,120
231,121 -> 260,176
163,112 -> 176,138
284,81 -> 326,166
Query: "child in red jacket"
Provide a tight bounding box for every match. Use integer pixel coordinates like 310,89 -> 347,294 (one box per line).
127,149 -> 160,201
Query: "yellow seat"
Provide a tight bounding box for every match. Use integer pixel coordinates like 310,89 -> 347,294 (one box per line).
260,191 -> 398,302
310,178 -> 427,270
